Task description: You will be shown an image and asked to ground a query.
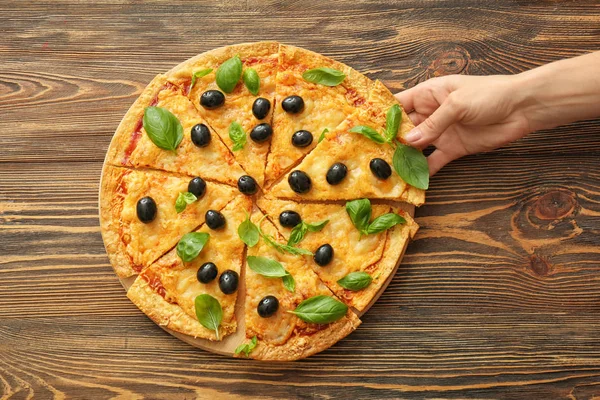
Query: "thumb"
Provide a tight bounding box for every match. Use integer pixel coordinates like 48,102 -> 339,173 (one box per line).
404,99 -> 459,148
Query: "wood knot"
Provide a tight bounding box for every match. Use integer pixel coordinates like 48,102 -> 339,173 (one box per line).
528,254 -> 551,277
424,44 -> 470,77
533,189 -> 577,221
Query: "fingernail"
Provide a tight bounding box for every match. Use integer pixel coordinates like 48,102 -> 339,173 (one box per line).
405,129 -> 421,143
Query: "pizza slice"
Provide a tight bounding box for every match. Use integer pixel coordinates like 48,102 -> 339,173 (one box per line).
166,41 -> 279,186
268,80 -> 426,206
127,196 -> 251,340
257,196 -> 418,311
99,166 -> 238,278
263,44 -> 372,187
239,209 -> 360,360
105,74 -> 244,187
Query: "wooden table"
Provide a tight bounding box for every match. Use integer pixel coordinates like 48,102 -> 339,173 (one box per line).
2,1 -> 600,398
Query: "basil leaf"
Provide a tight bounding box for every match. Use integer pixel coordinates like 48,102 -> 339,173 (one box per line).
318,128 -> 329,143
194,294 -> 222,340
287,223 -> 308,247
345,199 -> 372,235
243,68 -> 260,96
143,106 -> 184,151
337,271 -> 373,291
289,295 -> 348,324
302,67 -> 346,87
176,232 -> 210,262
282,273 -> 296,293
366,213 -> 406,235
235,336 -> 258,357
385,104 -> 402,143
306,220 -> 329,232
247,256 -> 288,277
238,214 -> 259,247
393,144 -> 429,190
349,126 -> 385,144
229,121 -> 246,151
175,192 -> 197,213
216,55 -> 242,93
260,229 -> 313,256
190,68 -> 213,90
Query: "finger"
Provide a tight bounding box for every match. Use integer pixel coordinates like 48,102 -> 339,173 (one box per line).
394,86 -> 417,113
404,100 -> 459,148
426,149 -> 455,176
407,111 -> 427,126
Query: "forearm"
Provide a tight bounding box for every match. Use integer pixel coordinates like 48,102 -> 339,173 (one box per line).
514,51 -> 600,131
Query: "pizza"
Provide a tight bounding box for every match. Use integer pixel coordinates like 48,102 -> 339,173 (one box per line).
100,42 -> 428,361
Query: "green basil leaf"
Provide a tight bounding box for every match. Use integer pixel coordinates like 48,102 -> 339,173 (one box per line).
385,104 -> 402,143
237,214 -> 259,247
287,223 -> 308,246
229,121 -> 247,151
302,67 -> 346,87
345,199 -> 372,235
318,128 -> 329,143
305,219 -> 329,232
190,68 -> 213,90
216,55 -> 242,93
349,125 -> 385,144
235,336 -> 258,357
176,232 -> 210,262
143,106 -> 184,151
282,273 -> 296,293
247,256 -> 288,278
337,271 -> 373,291
392,144 -> 429,190
243,68 -> 260,96
366,213 -> 406,235
289,295 -> 348,324
194,294 -> 222,340
175,192 -> 197,213
260,229 -> 313,256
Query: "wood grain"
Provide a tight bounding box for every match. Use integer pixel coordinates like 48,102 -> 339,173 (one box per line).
1,0 -> 600,398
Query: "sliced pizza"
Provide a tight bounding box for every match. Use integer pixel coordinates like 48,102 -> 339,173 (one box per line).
263,44 -> 372,187
105,74 -> 244,187
256,196 -> 418,311
239,209 -> 360,360
127,196 -> 251,340
166,41 -> 279,186
268,80 -> 426,206
99,166 -> 238,278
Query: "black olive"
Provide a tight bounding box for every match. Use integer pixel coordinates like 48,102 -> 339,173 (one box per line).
237,175 -> 258,195
291,130 -> 313,148
314,244 -> 334,266
188,177 -> 206,199
281,95 -> 304,114
279,210 -> 302,227
136,196 -> 157,224
252,97 -> 271,120
369,158 -> 392,180
197,262 -> 218,284
257,295 -> 279,318
288,170 -> 311,194
326,162 -> 348,185
200,90 -> 225,109
191,123 -> 211,147
219,270 -> 239,294
249,123 -> 273,143
205,210 -> 226,230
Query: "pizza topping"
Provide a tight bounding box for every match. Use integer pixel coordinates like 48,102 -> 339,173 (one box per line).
393,144 -> 430,190
200,90 -> 226,109
197,262 -> 218,284
302,67 -> 346,87
237,175 -> 258,195
369,158 -> 392,180
235,336 -> 258,357
288,170 -> 312,194
337,271 -> 372,291
281,95 -> 304,114
249,123 -> 273,143
194,294 -> 223,339
349,125 -> 386,144
257,295 -> 279,318
238,213 -> 260,247
252,97 -> 271,120
189,68 -> 213,91
143,106 -> 184,151
279,210 -> 301,228
326,162 -> 348,185
291,130 -> 313,148
191,123 -> 211,147
176,232 -> 210,262
314,244 -> 334,266
219,269 -> 239,294
288,220 -> 329,246
345,199 -> 406,236
228,121 -> 247,151
385,104 -> 402,142
247,255 -> 296,292
318,128 -> 329,143
205,210 -> 226,230
216,55 -> 242,93
243,67 -> 260,96
175,192 -> 197,213
136,196 -> 157,223
288,295 -> 348,324
187,177 -> 207,198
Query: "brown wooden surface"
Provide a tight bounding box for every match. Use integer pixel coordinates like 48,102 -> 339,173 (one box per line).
2,1 -> 600,399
